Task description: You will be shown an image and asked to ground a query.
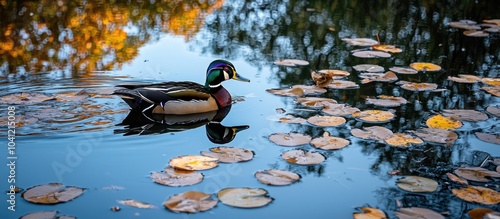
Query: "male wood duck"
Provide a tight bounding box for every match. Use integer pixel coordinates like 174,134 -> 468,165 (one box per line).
113,60 -> 250,114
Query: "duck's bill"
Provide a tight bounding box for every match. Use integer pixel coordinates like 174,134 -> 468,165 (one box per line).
233,73 -> 250,82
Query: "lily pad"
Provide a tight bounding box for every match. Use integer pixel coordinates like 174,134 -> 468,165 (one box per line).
168,155 -> 218,171
274,59 -> 309,67
352,50 -> 391,58
482,78 -> 500,86
476,132 -> 500,144
464,30 -> 489,37
352,110 -> 395,123
395,207 -> 445,219
426,114 -> 463,130
454,167 -> 500,182
0,92 -> 54,104
277,115 -> 307,124
366,95 -> 407,107
468,208 -> 497,219
54,90 -> 89,102
342,38 -> 379,46
201,146 -> 254,163
396,176 -> 438,192
307,115 -> 346,127
151,168 -> 203,186
398,81 -> 439,91
326,80 -> 360,89
446,172 -> 468,185
452,186 -> 500,205
310,132 -> 350,150
281,149 -> 326,165
384,133 -> 424,147
22,183 -> 84,204
389,67 -> 418,74
269,132 -> 312,146
266,87 -> 304,97
486,106 -> 500,116
448,21 -> 481,30
311,70 -> 333,87
372,44 -> 402,53
441,109 -> 488,122
118,199 -> 157,209
350,126 -> 394,142
322,103 -> 361,116
360,71 -> 398,84
255,169 -> 301,186
448,74 -> 482,83
217,188 -> 273,208
317,69 -> 350,79
482,86 -> 500,97
409,62 -> 442,72
410,128 -> 458,145
19,211 -> 76,219
296,97 -> 337,108
353,207 -> 387,219
353,64 -> 384,72
164,191 -> 217,213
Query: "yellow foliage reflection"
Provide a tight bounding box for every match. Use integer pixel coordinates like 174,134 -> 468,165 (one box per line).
0,0 -> 223,75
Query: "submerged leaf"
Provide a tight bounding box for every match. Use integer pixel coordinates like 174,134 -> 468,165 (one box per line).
396,176 -> 438,193
164,191 -> 217,213
452,186 -> 500,205
269,132 -> 312,146
201,147 -> 254,163
395,207 -> 444,219
218,188 -> 273,208
169,155 -> 218,171
22,183 -> 84,204
151,168 -> 203,187
426,114 -> 463,130
255,169 -> 301,186
281,149 -> 326,165
118,199 -> 157,209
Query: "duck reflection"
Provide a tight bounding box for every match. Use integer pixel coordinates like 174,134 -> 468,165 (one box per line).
114,105 -> 248,144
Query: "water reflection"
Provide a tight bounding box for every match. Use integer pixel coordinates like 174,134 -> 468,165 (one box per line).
115,105 -> 248,144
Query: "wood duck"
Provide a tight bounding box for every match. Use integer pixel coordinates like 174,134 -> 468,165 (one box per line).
113,60 -> 250,114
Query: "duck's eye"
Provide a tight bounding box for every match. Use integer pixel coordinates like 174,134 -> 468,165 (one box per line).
223,66 -> 232,74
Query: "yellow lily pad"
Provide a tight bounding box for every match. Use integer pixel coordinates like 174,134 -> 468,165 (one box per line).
452,186 -> 500,205
384,133 -> 424,147
426,114 -> 463,130
21,183 -> 84,204
310,132 -> 350,150
396,176 -> 438,192
454,167 -> 500,182
372,44 -> 403,53
353,207 -> 387,219
475,132 -> 500,144
342,38 -> 379,46
352,110 -> 395,123
218,188 -> 273,208
389,67 -> 418,74
409,62 -> 442,72
482,78 -> 500,86
366,95 -> 407,107
281,149 -> 326,165
352,50 -> 391,58
201,147 -> 254,163
482,86 -> 500,97
255,169 -> 301,186
118,199 -> 157,209
410,128 -> 458,146
151,168 -> 203,187
350,126 -> 394,142
322,103 -> 361,116
441,109 -> 488,122
268,132 -> 312,146
307,115 -> 346,127
169,155 -> 218,171
395,207 -> 444,219
164,191 -> 217,213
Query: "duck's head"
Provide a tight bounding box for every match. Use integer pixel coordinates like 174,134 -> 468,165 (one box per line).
205,60 -> 250,89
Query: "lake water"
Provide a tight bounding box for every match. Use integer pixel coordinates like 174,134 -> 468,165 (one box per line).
1,0 -> 499,218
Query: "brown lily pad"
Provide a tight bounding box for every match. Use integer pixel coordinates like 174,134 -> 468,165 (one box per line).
452,186 -> 500,205
118,199 -> 157,209
353,64 -> 384,72
281,149 -> 326,165
218,188 -> 273,208
446,172 -> 468,185
486,106 -> 500,116
21,183 -> 84,204
151,168 -> 203,186
360,71 -> 398,84
396,176 -> 439,193
372,44 -> 402,53
322,103 -> 361,116
389,67 -> 418,74
366,95 -> 407,107
476,132 -> 500,144
395,207 -> 445,219
464,30 -> 489,37
274,59 -> 309,67
468,208 -> 496,219
410,128 -> 458,145
19,211 -> 76,219
352,110 -> 395,123
0,92 -> 54,104
307,115 -> 346,127
164,190 -> 217,213
277,115 -> 307,124
350,126 -> 394,142
310,132 -> 350,150
409,62 -> 442,72
169,155 -> 218,171
353,207 -> 387,219
296,97 -> 337,108
448,74 -> 482,83
269,132 -> 312,146
255,169 -> 301,186
482,78 -> 500,86
201,146 -> 254,163
454,167 -> 500,182
482,86 -> 500,97
342,38 -> 379,46
441,109 -> 488,122
326,80 -> 360,89
384,133 -> 424,147
398,81 -> 439,92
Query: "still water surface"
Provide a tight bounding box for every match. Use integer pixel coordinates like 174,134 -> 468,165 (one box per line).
1,0 -> 499,218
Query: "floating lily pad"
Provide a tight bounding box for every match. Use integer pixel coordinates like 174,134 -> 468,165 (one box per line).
274,59 -> 309,67
482,78 -> 500,86
468,208 -> 498,219
352,110 -> 395,123
269,132 -> 312,146
372,44 -> 402,53
169,155 -> 218,171
483,19 -> 500,26
0,92 -> 54,104
22,183 -> 84,204
350,126 -> 394,142
266,87 -> 304,97
395,207 -> 445,219
486,106 -> 500,116
426,114 -> 463,130
19,211 -> 76,219
317,69 -> 350,79
310,132 -> 350,150
396,176 -> 438,192
255,169 -> 301,186
342,38 -> 379,46
353,207 -> 387,219
151,168 -> 203,186
446,172 -> 468,185
409,62 -> 442,72
454,167 -> 500,182
218,188 -> 273,208
311,70 -> 333,87
384,133 -> 424,147
326,80 -> 360,89
322,104 -> 361,116
277,115 -> 307,124
360,71 -> 398,84
389,67 -> 418,74
201,146 -> 254,163
353,64 -> 384,72
352,50 -> 391,58
476,132 -> 500,144
410,128 -> 458,145
448,74 -> 482,83
118,199 -> 157,209
307,115 -> 346,127
482,86 -> 500,97
164,191 -> 217,213
452,186 -> 500,205
464,30 -> 489,37
398,81 -> 439,91
448,21 -> 481,30
366,95 -> 407,107
281,149 -> 326,165
441,109 -> 488,122
296,97 -> 337,108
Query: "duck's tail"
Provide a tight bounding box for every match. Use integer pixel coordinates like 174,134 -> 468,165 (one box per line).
113,89 -> 154,112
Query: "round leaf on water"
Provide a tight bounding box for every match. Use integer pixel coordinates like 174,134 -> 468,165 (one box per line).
399,81 -> 438,91
0,92 -> 54,104
464,30 -> 489,37
446,172 -> 468,185
426,114 -> 462,130
218,188 -> 273,208
486,106 -> 500,117
483,19 -> 500,26
317,69 -> 350,79
482,78 -> 500,86
410,128 -> 458,146
353,64 -> 384,72
452,186 -> 500,205
255,169 -> 301,186
441,109 -> 488,122
476,132 -> 500,144
118,199 -> 157,209
282,149 -> 326,165
350,126 -> 394,142
409,62 -> 442,72
274,59 -> 309,67
164,191 -> 217,213
360,71 -> 398,84
310,133 -> 350,150
151,168 -> 203,186
292,85 -> 327,95
468,208 -> 495,219
322,104 -> 360,116
372,44 -> 402,53
482,86 -> 500,97
389,67 -> 418,74
21,183 -> 84,204
395,207 -> 444,219
342,38 -> 379,46
366,95 -> 407,107
352,110 -> 395,123
169,155 -> 218,171
277,115 -> 307,124
269,132 -> 312,146
266,87 -> 304,97
352,50 -> 391,58
447,74 -> 482,83
201,146 -> 254,163
296,97 -> 337,108
448,21 -> 481,30
353,207 -> 387,219
384,133 -> 424,147
396,176 -> 438,193
326,80 -> 360,89
307,115 -> 346,127
454,167 -> 500,182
